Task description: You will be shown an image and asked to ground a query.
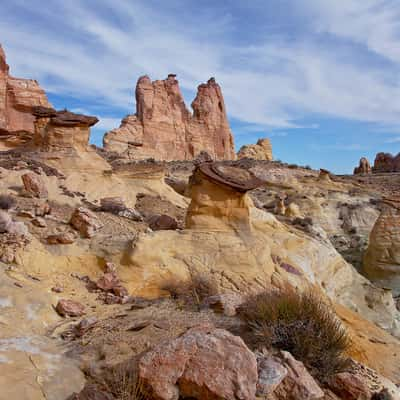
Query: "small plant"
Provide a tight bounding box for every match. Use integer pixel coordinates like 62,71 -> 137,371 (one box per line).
288,163 -> 299,169
238,287 -> 351,381
161,271 -> 218,308
0,195 -> 16,210
105,362 -> 148,400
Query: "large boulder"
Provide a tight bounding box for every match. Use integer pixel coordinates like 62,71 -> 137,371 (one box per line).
103,75 -> 235,161
138,325 -> 258,400
237,138 -> 273,161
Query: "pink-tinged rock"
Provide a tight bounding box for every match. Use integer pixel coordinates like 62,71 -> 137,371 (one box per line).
103,75 -> 235,161
0,44 -> 51,146
373,152 -> 400,173
70,207 -> 103,238
56,299 -> 85,317
328,372 -> 371,400
21,172 -> 48,198
139,325 -> 258,400
46,232 -> 75,245
271,351 -> 324,400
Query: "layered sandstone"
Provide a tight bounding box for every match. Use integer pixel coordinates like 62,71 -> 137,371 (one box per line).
103,75 -> 235,161
373,152 -> 400,173
354,157 -> 371,175
237,138 -> 273,161
0,44 -> 51,148
364,197 -> 400,294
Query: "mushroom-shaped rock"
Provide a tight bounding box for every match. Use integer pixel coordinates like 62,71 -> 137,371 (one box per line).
353,157 -> 372,175
32,107 -> 98,152
185,162 -> 264,231
138,325 -> 258,400
364,196 -> 400,292
318,168 -> 331,182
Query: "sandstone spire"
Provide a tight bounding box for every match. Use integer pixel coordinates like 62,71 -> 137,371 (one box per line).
103,75 -> 236,161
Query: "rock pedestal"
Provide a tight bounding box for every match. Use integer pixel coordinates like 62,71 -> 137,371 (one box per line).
354,157 -> 372,175
103,75 -> 235,161
185,162 -> 264,231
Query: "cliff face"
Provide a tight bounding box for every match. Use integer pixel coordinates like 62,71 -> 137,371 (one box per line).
0,44 -> 51,147
103,75 -> 235,161
237,138 -> 273,161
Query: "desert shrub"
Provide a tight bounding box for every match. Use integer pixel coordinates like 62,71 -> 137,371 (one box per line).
288,163 -> 299,169
238,288 -> 351,381
105,362 -> 148,400
304,165 -> 312,170
0,195 -> 16,210
161,272 -> 218,308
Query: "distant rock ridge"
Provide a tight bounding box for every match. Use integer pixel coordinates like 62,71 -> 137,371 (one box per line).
0,44 -> 51,148
103,75 -> 236,161
373,152 -> 400,173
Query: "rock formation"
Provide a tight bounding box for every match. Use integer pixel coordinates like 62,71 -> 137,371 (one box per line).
103,75 -> 235,161
237,138 -> 273,161
0,44 -> 51,148
354,157 -> 372,175
373,152 -> 400,173
364,196 -> 400,294
185,162 -> 264,231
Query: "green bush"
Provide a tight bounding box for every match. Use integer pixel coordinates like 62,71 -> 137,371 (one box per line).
238,288 -> 351,381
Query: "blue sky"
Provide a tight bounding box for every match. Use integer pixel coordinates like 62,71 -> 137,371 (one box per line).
2,0 -> 400,173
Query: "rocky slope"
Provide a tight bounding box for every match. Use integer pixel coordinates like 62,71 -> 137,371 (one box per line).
103,75 -> 235,161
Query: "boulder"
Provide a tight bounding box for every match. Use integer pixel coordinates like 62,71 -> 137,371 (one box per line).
103,75 -> 235,161
56,299 -> 85,317
328,372 -> 371,400
70,207 -> 103,238
21,172 -> 48,198
148,214 -> 178,231
354,157 -> 372,175
237,138 -> 273,161
46,232 -> 75,244
138,325 -> 258,400
271,351 -> 324,400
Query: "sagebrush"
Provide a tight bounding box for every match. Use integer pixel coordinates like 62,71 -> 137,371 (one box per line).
238,288 -> 351,380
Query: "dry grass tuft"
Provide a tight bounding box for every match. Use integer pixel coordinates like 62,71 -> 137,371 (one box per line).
238,287 -> 351,381
161,272 -> 219,309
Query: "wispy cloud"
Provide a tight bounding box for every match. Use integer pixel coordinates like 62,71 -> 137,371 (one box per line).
1,0 -> 400,135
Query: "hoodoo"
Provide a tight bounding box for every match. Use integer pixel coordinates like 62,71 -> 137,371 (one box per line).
103,75 -> 236,161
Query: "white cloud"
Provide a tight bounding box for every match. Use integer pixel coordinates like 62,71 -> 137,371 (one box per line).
1,0 -> 400,135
